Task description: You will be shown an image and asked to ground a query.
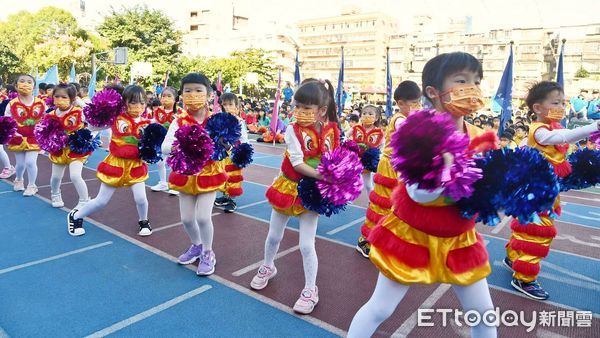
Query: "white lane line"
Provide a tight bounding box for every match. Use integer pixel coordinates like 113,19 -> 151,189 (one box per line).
0,325 -> 9,338
36,177 -> 98,189
237,199 -> 269,210
85,285 -> 212,338
232,245 -> 300,277
391,284 -> 452,337
327,217 -> 365,235
561,210 -> 599,222
153,213 -> 219,233
490,215 -> 511,234
0,242 -> 113,275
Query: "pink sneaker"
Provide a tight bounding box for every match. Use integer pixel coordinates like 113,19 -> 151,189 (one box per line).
0,166 -> 15,179
250,264 -> 277,290
293,287 -> 319,314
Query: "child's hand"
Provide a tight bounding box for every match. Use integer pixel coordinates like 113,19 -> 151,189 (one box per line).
218,136 -> 232,151
441,152 -> 454,183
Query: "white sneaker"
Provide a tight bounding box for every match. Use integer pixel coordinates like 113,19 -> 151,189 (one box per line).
168,189 -> 180,196
23,186 -> 38,197
13,180 -> 24,191
51,193 -> 64,208
0,166 -> 15,179
74,198 -> 90,210
293,287 -> 319,314
151,181 -> 169,192
250,264 -> 278,290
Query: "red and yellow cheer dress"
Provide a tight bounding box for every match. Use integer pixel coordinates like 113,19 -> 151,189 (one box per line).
506,122 -> 568,283
361,113 -> 406,237
96,113 -> 150,187
153,107 -> 180,130
221,117 -> 248,197
168,111 -> 228,195
265,122 -> 340,217
348,124 -> 384,172
367,123 -> 491,285
7,97 -> 45,152
46,107 -> 91,165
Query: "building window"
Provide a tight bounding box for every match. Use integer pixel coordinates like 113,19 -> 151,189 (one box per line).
190,25 -> 198,31
190,11 -> 197,17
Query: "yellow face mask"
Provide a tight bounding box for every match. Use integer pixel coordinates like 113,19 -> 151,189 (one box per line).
441,85 -> 484,117
127,103 -> 145,117
224,106 -> 238,115
17,83 -> 34,96
409,103 -> 422,112
362,115 -> 376,126
54,98 -> 71,111
547,107 -> 565,122
181,92 -> 207,111
294,108 -> 316,126
160,97 -> 175,109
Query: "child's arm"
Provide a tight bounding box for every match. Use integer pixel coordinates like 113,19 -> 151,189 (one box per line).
285,126 -> 322,180
535,121 -> 600,146
161,122 -> 178,156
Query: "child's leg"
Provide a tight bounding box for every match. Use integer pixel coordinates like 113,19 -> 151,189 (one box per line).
0,145 -> 11,169
68,161 -> 89,201
14,152 -> 26,181
131,182 -> 148,221
452,278 -> 497,338
347,272 -> 410,338
194,191 -> 217,250
298,212 -> 319,289
362,172 -> 374,195
24,151 -> 38,187
264,209 -> 290,267
179,193 -> 202,245
74,183 -> 116,219
157,160 -> 167,184
50,164 -> 67,195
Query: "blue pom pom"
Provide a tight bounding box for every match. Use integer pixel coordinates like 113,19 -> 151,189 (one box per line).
68,128 -> 100,154
457,148 -> 559,225
559,149 -> 600,191
231,143 -> 254,168
138,123 -> 167,164
361,147 -> 381,172
205,112 -> 242,161
297,177 -> 346,217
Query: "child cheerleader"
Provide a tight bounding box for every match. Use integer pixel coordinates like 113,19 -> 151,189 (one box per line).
505,81 -> 600,300
5,74 -> 45,195
150,86 -> 180,193
252,79 -> 340,314
40,84 -> 93,209
348,52 -> 497,338
67,85 -> 152,237
356,81 -> 422,258
0,84 -> 15,178
214,92 -> 249,213
345,104 -> 384,196
162,73 -> 229,276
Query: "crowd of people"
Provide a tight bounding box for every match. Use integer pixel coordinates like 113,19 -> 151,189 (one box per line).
1,49 -> 599,338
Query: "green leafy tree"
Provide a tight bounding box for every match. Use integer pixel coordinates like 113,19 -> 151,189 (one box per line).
575,66 -> 590,78
0,44 -> 20,83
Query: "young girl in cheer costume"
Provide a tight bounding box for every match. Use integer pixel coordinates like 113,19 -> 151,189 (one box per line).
252,79 -> 340,315
67,85 -> 152,237
41,84 -> 93,209
214,92 -> 249,213
162,73 -> 228,276
356,81 -> 422,258
348,52 -> 497,338
504,81 -> 600,300
5,74 -> 46,196
151,86 -> 181,193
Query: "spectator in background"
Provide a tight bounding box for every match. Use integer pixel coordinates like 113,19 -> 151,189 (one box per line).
587,89 -> 600,120
483,120 -> 495,132
146,90 -> 155,105
348,114 -> 360,128
570,89 -> 589,118
282,82 -> 294,104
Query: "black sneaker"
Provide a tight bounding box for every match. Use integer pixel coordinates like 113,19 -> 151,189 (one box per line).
138,220 -> 152,236
511,279 -> 549,300
214,196 -> 229,207
224,199 -> 237,213
356,236 -> 370,258
503,257 -> 513,270
67,209 -> 85,236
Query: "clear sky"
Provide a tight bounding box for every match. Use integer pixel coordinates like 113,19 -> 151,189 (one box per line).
1,0 -> 599,32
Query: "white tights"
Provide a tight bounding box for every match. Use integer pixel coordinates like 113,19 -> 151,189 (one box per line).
157,159 -> 167,184
362,172 -> 374,196
14,151 -> 38,187
348,273 -> 496,338
74,182 -> 148,221
0,145 -> 11,169
178,191 -> 217,250
50,161 -> 88,201
263,209 -> 319,289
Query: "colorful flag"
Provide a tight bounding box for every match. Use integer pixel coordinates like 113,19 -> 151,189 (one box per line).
88,65 -> 97,99
294,50 -> 301,87
385,47 -> 393,117
69,63 -> 77,83
270,70 -> 282,135
493,43 -> 513,136
335,47 -> 344,116
556,41 -> 565,87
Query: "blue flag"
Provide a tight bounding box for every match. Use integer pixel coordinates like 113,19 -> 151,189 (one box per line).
556,43 -> 564,87
69,63 -> 77,83
385,47 -> 393,117
493,44 -> 513,136
294,50 -> 301,87
40,65 -> 59,85
88,66 -> 97,99
33,68 -> 40,97
335,47 -> 344,116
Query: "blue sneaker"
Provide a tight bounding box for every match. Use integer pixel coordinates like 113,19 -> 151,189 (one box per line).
511,279 -> 549,300
503,257 -> 513,270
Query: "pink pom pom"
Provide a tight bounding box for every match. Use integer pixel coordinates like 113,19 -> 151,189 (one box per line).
34,117 -> 68,153
83,89 -> 123,127
166,124 -> 214,175
316,146 -> 364,205
0,116 -> 18,144
591,131 -> 600,148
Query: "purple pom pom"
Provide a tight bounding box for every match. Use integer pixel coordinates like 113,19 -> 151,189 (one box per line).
591,132 -> 600,148
442,151 -> 483,201
342,139 -> 360,154
166,124 -> 214,175
83,89 -> 123,128
34,117 -> 68,153
0,116 -> 18,144
8,92 -> 18,100
316,146 -> 364,205
45,96 -> 54,108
